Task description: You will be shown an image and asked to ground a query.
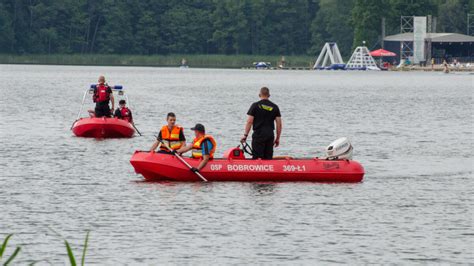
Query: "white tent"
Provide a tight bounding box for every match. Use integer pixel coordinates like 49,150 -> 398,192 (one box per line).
345,46 -> 379,70
313,42 -> 344,69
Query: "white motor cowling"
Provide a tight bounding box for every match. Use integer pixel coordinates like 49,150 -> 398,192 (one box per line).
326,137 -> 353,160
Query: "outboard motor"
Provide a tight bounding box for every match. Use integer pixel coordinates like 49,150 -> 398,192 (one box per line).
326,137 -> 353,160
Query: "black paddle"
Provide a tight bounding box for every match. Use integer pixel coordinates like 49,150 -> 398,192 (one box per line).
158,140 -> 208,182
131,122 -> 142,136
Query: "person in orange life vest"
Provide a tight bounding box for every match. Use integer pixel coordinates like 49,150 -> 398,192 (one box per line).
175,123 -> 216,173
114,99 -> 133,123
149,112 -> 186,154
93,75 -> 114,117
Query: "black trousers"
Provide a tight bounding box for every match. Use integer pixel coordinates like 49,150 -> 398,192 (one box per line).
252,136 -> 274,159
95,103 -> 111,118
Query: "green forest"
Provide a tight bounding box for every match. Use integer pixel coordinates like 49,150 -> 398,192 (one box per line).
0,0 -> 473,57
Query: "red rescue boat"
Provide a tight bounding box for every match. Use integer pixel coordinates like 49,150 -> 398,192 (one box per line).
130,147 -> 364,183
72,117 -> 135,138
71,84 -> 136,138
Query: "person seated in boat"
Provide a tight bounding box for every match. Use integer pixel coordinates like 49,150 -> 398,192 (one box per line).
150,112 -> 186,153
114,100 -> 133,123
175,123 -> 216,173
93,75 -> 114,118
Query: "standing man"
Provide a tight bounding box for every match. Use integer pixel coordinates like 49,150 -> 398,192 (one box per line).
241,87 -> 282,159
93,75 -> 114,117
150,112 -> 186,153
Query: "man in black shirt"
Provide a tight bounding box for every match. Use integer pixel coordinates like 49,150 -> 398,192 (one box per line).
241,87 -> 282,159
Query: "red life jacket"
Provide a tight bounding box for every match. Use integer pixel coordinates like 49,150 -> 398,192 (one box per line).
120,107 -> 132,122
94,84 -> 110,103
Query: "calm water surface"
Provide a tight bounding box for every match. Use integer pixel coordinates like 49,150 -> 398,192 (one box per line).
0,65 -> 472,264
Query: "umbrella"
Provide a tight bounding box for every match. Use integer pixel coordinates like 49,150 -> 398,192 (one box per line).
370,49 -> 396,57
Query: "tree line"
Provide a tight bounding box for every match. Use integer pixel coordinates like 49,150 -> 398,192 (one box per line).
0,0 -> 472,57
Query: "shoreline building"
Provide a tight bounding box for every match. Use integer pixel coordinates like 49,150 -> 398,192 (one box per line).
384,33 -> 474,64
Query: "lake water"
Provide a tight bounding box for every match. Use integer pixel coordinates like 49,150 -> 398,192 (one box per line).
0,65 -> 472,264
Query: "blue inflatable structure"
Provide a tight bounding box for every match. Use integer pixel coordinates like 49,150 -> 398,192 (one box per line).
254,62 -> 270,69
315,63 -> 346,70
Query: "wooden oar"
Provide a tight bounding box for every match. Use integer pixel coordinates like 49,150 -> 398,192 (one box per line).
159,141 -> 208,182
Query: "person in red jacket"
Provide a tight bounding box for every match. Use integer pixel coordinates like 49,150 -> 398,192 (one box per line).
93,75 -> 114,117
114,99 -> 133,123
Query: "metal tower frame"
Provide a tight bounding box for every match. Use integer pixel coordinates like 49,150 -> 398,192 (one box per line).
400,16 -> 414,61
426,15 -> 432,64
401,16 -> 414,33
427,15 -> 432,33
468,14 -> 474,36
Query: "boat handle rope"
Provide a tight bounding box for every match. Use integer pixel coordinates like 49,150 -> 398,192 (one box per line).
241,141 -> 254,156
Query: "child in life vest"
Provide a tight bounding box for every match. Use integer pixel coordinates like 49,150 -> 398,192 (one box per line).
114,99 -> 133,123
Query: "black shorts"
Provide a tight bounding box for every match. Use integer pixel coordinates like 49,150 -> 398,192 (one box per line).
251,135 -> 274,160
95,103 -> 111,118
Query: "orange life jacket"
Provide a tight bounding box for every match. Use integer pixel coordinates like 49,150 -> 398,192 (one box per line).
191,135 -> 216,159
160,125 -> 183,151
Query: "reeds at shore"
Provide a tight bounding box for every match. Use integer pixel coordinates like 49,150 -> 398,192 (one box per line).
0,54 -> 315,68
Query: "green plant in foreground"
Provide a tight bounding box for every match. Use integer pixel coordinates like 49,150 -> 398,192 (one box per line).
0,234 -> 21,265
64,231 -> 90,266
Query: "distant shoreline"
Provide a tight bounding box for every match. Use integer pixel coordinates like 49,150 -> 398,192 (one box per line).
0,54 -> 314,69
2,54 -> 472,73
